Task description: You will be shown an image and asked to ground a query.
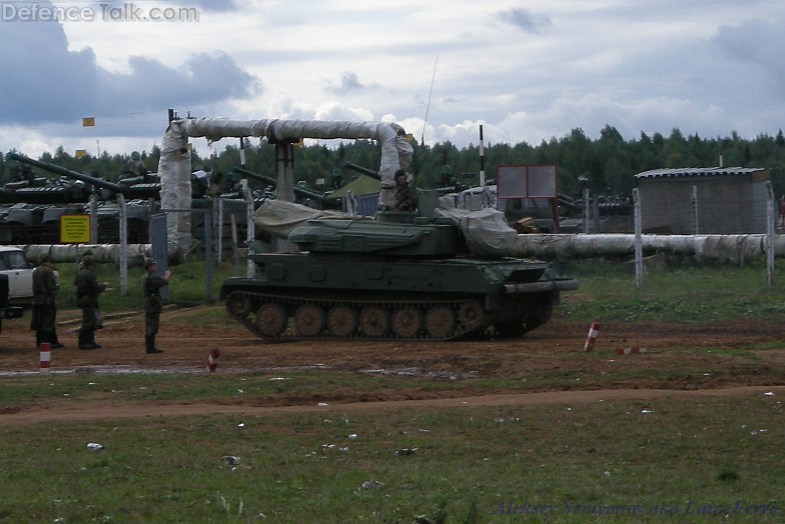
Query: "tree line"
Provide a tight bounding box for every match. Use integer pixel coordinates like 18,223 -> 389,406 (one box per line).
3,125 -> 785,198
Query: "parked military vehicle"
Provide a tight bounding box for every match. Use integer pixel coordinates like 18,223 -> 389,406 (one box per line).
221,211 -> 578,341
1,154 -> 258,246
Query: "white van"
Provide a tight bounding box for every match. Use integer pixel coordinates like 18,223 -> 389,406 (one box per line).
0,246 -> 35,303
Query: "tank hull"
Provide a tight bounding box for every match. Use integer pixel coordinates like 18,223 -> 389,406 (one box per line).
221,253 -> 578,341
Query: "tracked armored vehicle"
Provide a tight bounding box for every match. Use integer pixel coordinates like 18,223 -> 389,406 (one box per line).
221,211 -> 578,341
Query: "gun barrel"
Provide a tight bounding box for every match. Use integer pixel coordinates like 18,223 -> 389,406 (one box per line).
229,166 -> 324,201
7,153 -> 129,195
341,161 -> 381,180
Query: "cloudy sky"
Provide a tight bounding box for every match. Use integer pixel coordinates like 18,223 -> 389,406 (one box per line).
1,0 -> 784,159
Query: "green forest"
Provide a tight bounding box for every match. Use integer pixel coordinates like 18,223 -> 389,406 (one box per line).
4,125 -> 785,199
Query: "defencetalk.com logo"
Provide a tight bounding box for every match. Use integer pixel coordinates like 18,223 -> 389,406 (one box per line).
1,2 -> 200,22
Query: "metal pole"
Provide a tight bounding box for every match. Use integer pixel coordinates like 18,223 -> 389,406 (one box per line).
204,209 -> 213,302
230,213 -> 238,272
118,193 -> 128,295
633,188 -> 643,289
90,194 -> 98,244
691,185 -> 699,234
479,124 -> 485,188
582,188 -> 590,234
216,197 -> 223,264
766,181 -> 774,286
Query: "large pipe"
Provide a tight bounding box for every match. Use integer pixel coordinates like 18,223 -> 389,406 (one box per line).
7,153 -> 129,195
179,118 -> 411,202
435,207 -> 782,264
510,233 -> 783,264
14,244 -> 151,266
159,117 -> 413,256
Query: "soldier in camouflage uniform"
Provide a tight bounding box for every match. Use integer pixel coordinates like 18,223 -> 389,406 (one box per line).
31,254 -> 63,349
142,258 -> 170,354
393,169 -> 418,212
74,255 -> 106,350
126,151 -> 147,177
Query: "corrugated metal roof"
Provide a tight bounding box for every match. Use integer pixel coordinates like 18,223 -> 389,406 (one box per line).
635,167 -> 766,179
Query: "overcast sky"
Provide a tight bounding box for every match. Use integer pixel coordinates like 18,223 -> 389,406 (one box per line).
1,0 -> 785,160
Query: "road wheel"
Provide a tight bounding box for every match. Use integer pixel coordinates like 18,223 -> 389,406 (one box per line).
359,306 -> 390,337
391,307 -> 423,338
326,306 -> 358,337
294,304 -> 325,336
255,303 -> 288,337
424,306 -> 457,339
225,292 -> 253,317
457,301 -> 485,331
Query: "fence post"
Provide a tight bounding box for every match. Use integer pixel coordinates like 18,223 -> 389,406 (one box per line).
766,181 -> 774,287
691,185 -> 699,234
633,188 -> 643,290
582,187 -> 590,234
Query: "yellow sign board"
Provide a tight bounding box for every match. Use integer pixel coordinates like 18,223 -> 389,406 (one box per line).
82,117 -> 95,127
75,149 -> 87,158
60,215 -> 91,244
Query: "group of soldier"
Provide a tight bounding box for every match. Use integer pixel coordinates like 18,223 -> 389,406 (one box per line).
31,254 -> 171,354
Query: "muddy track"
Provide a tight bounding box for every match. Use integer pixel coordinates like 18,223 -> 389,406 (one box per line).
2,307 -> 784,424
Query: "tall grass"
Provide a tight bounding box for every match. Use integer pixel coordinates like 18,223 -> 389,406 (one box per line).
559,258 -> 785,323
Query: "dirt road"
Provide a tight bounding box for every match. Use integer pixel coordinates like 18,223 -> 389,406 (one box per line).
2,306 -> 784,424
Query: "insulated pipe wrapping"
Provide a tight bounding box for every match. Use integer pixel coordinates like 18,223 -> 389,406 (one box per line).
15,244 -> 152,266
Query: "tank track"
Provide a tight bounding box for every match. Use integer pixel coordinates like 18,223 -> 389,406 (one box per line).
225,290 -> 492,342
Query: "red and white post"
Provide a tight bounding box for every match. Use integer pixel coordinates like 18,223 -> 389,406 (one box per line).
39,342 -> 51,375
206,348 -> 221,373
583,322 -> 601,352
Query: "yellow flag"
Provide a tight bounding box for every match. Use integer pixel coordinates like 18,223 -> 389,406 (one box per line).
75,149 -> 87,158
82,117 -> 95,127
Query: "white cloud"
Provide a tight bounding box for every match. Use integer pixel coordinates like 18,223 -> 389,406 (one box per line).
2,0 -> 785,159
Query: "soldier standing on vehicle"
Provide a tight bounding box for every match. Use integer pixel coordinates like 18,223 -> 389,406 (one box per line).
393,169 -> 418,212
74,255 -> 106,350
142,258 -> 170,354
31,253 -> 63,349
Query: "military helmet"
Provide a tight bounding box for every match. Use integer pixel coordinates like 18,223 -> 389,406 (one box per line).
38,253 -> 52,264
81,255 -> 94,267
144,257 -> 157,268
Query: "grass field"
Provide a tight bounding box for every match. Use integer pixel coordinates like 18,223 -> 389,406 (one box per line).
2,258 -> 785,522
2,394 -> 783,522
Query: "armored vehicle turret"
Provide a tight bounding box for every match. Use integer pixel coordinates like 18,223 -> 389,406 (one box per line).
221,211 -> 578,341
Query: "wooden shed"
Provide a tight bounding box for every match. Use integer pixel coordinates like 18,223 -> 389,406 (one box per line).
634,167 -> 770,234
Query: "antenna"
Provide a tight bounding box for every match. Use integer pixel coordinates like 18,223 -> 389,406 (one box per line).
420,56 -> 438,146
